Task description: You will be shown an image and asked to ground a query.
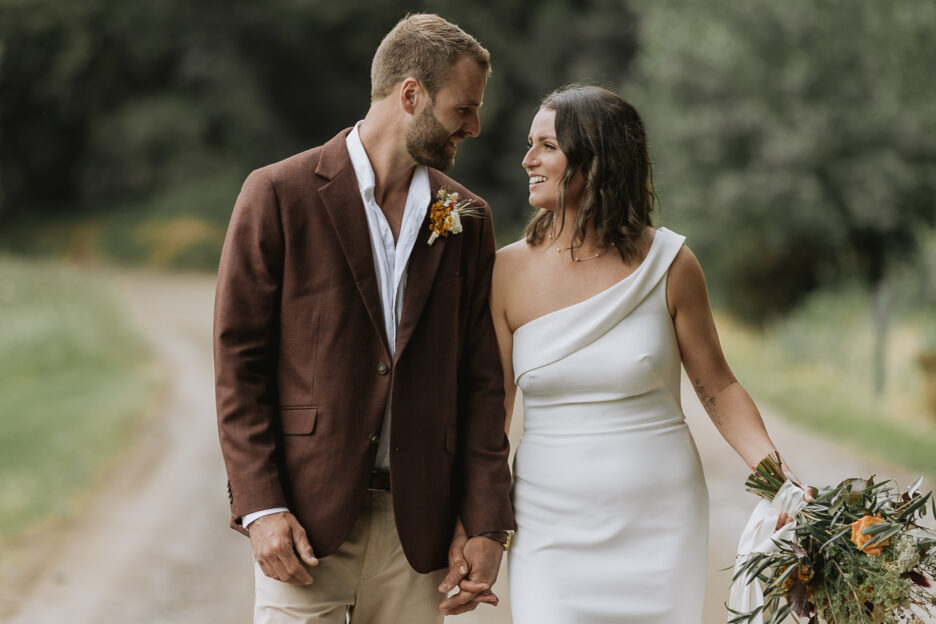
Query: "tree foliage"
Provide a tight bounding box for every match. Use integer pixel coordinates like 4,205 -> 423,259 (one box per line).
628,0 -> 936,320
0,0 -> 638,231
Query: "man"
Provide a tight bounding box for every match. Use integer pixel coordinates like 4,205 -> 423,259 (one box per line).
213,14 -> 514,624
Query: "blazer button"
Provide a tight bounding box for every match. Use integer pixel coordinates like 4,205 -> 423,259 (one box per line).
368,433 -> 380,445
376,362 -> 389,375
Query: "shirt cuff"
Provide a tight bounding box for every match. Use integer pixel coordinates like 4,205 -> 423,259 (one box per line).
242,507 -> 290,529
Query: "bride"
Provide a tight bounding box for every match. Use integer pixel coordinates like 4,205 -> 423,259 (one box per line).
491,85 -> 793,623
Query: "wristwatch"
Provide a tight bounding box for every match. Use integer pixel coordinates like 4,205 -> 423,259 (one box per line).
476,530 -> 513,551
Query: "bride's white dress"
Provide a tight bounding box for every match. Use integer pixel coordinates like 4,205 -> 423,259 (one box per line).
508,227 -> 708,624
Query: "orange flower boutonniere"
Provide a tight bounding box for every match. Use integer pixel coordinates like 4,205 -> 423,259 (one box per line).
427,187 -> 481,246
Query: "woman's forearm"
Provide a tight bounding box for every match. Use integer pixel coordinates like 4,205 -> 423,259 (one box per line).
693,378 -> 777,469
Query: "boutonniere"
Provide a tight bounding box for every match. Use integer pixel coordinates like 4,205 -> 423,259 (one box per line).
427,187 -> 481,246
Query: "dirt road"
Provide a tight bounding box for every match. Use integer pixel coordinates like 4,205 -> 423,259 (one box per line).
0,271 -> 928,623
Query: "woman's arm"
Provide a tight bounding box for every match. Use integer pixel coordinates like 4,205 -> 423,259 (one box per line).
666,245 -> 778,470
490,248 -> 518,434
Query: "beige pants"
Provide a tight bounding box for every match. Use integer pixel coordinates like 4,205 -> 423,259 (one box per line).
254,491 -> 446,624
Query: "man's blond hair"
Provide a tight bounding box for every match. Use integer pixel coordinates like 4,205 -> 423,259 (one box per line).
371,14 -> 490,101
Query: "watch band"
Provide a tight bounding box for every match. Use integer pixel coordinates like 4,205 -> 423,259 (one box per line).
475,530 -> 513,551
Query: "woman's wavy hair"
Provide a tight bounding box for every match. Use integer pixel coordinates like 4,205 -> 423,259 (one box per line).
524,85 -> 656,261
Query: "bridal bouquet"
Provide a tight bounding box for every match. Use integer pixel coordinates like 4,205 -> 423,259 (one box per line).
729,454 -> 936,624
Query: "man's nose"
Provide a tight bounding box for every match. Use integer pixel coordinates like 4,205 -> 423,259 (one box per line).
463,113 -> 481,138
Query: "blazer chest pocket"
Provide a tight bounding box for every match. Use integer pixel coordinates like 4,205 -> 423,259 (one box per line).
280,406 -> 318,435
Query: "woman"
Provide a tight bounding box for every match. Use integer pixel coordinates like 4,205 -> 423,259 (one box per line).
491,86 -> 788,623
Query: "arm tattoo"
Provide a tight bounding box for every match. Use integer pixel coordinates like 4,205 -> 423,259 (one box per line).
693,377 -> 722,426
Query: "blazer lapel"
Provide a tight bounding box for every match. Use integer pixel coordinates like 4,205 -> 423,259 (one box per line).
317,131 -> 390,356
394,174 -> 447,362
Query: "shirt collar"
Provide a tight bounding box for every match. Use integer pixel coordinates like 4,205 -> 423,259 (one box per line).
346,122 -> 376,198
346,121 -> 431,210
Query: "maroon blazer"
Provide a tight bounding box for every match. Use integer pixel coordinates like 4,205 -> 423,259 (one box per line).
213,129 -> 515,573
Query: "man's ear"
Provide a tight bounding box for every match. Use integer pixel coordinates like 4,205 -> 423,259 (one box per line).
399,77 -> 425,116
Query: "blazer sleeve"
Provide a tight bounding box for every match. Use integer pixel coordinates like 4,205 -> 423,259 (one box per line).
456,204 -> 517,536
213,168 -> 288,522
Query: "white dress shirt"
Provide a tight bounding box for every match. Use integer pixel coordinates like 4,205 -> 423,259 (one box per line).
242,123 -> 430,528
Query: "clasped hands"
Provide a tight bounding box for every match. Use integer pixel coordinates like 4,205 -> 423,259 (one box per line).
248,512 -> 504,615
437,519 -> 505,616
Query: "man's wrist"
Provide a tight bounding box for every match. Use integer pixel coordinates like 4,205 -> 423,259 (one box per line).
471,530 -> 512,551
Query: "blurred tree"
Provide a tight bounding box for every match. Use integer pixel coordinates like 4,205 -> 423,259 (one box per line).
0,0 -> 280,217
0,0 -> 638,236
628,0 -> 936,392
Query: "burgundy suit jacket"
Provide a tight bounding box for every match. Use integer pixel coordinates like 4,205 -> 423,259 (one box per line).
213,129 -> 515,573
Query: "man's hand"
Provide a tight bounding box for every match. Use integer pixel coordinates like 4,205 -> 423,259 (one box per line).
438,520 -> 470,595
438,521 -> 495,614
439,534 -> 504,615
249,511 -> 319,585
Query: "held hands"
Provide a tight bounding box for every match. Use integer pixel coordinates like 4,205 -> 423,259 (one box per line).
438,523 -> 504,615
249,511 -> 319,585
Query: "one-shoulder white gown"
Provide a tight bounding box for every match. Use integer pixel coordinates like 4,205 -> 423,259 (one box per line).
508,228 -> 708,624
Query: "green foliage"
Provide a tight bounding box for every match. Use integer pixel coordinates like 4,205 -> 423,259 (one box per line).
0,0 -> 279,218
0,258 -> 161,541
717,284 -> 936,481
0,168 -> 238,269
628,0 -> 936,320
0,0 -> 639,247
745,452 -> 788,502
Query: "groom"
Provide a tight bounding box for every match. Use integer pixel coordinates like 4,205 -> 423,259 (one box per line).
213,13 -> 514,623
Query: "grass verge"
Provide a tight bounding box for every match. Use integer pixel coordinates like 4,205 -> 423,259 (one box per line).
717,286 -> 936,484
0,169 -> 240,271
0,257 -> 162,543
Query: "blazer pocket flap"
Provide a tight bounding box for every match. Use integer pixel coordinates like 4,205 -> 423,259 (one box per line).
280,407 -> 318,435
444,424 -> 457,454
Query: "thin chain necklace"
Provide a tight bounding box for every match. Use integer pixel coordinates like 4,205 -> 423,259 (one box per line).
549,233 -> 612,262
556,245 -> 606,262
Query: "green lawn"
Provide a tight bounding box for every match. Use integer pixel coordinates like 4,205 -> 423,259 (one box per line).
0,258 -> 162,542
0,169 -> 238,271
716,286 -> 936,484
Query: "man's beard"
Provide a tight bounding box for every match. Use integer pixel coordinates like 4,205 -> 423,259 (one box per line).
405,104 -> 460,171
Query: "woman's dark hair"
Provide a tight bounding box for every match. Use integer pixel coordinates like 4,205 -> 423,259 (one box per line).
524,85 -> 656,261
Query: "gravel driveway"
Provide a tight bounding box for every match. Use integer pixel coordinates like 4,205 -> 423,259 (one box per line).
0,270 -> 928,624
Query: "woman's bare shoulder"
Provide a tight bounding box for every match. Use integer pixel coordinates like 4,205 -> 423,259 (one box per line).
493,239 -> 539,298
666,244 -> 709,313
669,244 -> 704,282
495,238 -> 537,271
497,238 -> 535,257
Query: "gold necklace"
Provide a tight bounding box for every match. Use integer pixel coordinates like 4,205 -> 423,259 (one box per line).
553,242 -> 613,262
555,246 -> 604,262
548,231 -> 612,262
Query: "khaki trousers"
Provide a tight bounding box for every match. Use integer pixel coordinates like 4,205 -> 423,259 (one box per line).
254,491 -> 446,624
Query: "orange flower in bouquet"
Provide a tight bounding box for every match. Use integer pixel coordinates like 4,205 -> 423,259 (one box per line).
850,514 -> 889,555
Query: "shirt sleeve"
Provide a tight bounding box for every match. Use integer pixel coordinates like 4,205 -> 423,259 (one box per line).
241,507 -> 291,529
